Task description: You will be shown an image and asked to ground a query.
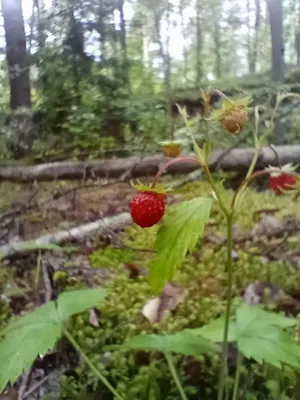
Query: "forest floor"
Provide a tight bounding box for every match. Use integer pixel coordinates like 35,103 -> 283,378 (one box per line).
2,177 -> 300,399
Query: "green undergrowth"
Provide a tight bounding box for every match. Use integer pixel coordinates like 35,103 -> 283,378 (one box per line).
58,181 -> 300,399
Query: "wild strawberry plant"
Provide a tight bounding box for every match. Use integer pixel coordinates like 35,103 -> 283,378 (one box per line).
126,91 -> 300,399
1,91 -> 300,400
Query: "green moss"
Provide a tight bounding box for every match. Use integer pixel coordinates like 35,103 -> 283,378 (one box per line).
0,300 -> 11,331
61,181 -> 300,399
89,246 -> 137,269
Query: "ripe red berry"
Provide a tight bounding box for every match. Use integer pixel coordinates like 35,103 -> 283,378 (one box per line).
270,174 -> 296,194
130,191 -> 166,228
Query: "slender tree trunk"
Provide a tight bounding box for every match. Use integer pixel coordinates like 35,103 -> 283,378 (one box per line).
296,0 -> 300,65
117,0 -> 130,91
195,0 -> 202,85
98,4 -> 106,62
251,0 -> 261,73
246,0 -> 253,74
214,21 -> 222,79
154,5 -> 172,139
266,0 -> 285,143
296,34 -> 300,65
2,0 -> 31,110
1,0 -> 34,157
266,0 -> 284,82
179,0 -> 188,82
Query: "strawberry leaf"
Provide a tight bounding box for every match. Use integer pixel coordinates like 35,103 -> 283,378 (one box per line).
187,317 -> 237,343
56,288 -> 108,321
237,325 -> 300,369
236,304 -> 300,369
149,197 -> 213,293
236,304 -> 297,332
122,331 -> 219,355
0,288 -> 108,392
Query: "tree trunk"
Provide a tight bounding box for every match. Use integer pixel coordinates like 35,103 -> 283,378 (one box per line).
266,0 -> 284,143
296,34 -> 300,65
2,0 -> 31,110
266,0 -> 284,82
214,21 -> 222,79
195,0 -> 202,85
246,0 -> 253,74
117,0 -> 130,91
252,0 -> 261,73
179,0 -> 188,82
1,0 -> 34,157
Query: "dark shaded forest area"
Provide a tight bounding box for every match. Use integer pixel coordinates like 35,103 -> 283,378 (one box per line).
2,0 -> 300,399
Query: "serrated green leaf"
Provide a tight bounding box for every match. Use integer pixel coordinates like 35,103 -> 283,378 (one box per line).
187,317 -> 237,343
56,288 -> 108,321
236,304 -> 297,332
149,197 -> 213,293
122,331 -> 219,355
236,304 -> 300,370
0,321 -> 61,391
238,326 -> 300,369
0,288 -> 108,392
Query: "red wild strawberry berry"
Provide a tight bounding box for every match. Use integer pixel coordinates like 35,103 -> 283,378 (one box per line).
130,191 -> 166,228
270,174 -> 296,195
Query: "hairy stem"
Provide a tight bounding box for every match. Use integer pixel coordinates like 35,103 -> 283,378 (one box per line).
151,156 -> 198,187
218,213 -> 234,400
165,352 -> 188,400
63,328 -> 124,400
232,351 -> 243,400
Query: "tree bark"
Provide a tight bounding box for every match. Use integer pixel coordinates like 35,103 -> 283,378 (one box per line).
0,145 -> 299,182
1,0 -> 31,110
179,0 -> 188,82
1,0 -> 34,156
214,20 -> 222,79
117,0 -> 130,91
266,0 -> 284,82
195,0 -> 202,85
266,0 -> 284,143
252,0 -> 261,73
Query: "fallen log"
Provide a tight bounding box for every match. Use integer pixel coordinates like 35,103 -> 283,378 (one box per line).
0,212 -> 132,259
0,145 -> 299,183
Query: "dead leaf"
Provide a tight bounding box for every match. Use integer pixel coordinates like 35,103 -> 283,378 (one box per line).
142,282 -> 185,324
89,309 -> 100,327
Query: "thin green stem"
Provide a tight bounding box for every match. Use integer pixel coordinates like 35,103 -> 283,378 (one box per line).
232,351 -> 243,400
34,250 -> 42,291
63,328 -> 124,400
203,163 -> 229,218
245,146 -> 260,180
165,352 -> 188,400
217,213 -> 234,400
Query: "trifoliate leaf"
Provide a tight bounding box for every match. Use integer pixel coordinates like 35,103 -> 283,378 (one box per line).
0,288 -> 108,392
236,304 -> 297,332
187,317 -> 237,343
238,325 -> 300,369
149,197 -> 213,293
122,331 -> 219,355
